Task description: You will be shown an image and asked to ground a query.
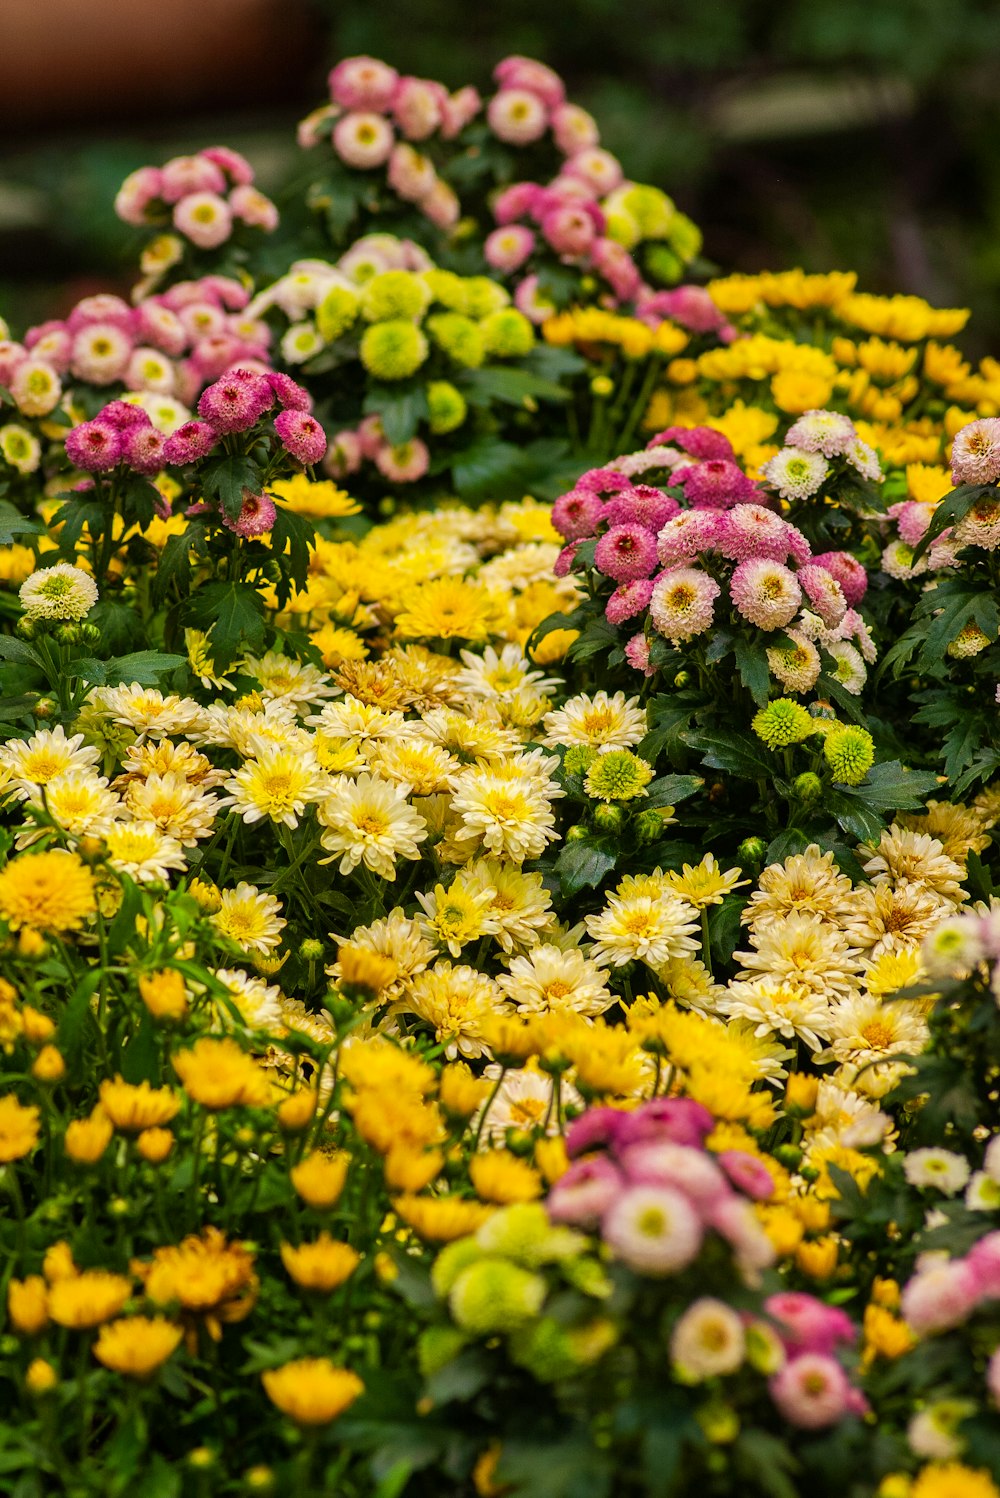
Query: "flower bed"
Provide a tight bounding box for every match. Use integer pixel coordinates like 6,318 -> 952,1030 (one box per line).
1,50 -> 1000,1498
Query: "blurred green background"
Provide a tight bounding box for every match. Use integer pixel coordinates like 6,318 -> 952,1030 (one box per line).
2,0 -> 999,351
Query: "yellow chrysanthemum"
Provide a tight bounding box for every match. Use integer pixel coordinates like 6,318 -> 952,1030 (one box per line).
0,850 -> 95,933
93,1316 -> 184,1378
262,1359 -> 363,1426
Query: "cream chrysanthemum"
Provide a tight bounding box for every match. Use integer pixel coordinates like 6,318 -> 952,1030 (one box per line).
411,707 -> 521,763
1,726 -> 100,798
721,977 -> 833,1051
366,739 -> 458,796
475,1061 -> 583,1144
664,854 -> 748,909
198,701 -> 308,760
741,846 -> 857,930
416,880 -> 497,958
19,563 -> 98,621
242,651 -> 337,708
212,883 -> 286,956
449,766 -> 559,864
17,771 -> 120,848
821,995 -> 929,1096
842,879 -> 954,958
124,772 -> 219,845
93,685 -> 208,740
455,644 -> 559,701
306,695 -> 409,744
224,749 -> 328,829
497,944 -> 613,1017
327,909 -> 435,1001
398,962 -> 508,1059
586,891 -> 700,970
861,826 -> 967,901
458,859 -> 554,953
896,800 -> 992,862
735,912 -> 862,1000
317,774 -> 427,879
103,821 -> 187,884
541,690 -> 647,750
212,967 -> 286,1035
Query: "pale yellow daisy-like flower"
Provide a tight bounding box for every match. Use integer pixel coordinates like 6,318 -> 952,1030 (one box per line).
224,749 -> 328,830
196,700 -> 308,759
312,733 -> 368,776
458,859 -> 554,953
212,883 -> 286,956
184,629 -> 235,692
93,684 -> 208,740
541,690 -> 647,750
117,738 -> 228,790
664,854 -> 748,909
804,1078 -> 893,1151
327,909 -> 436,1002
242,650 -> 337,709
448,766 -> 559,864
475,1061 -> 583,1144
1,725 -> 101,798
306,696 -> 409,744
896,800 -> 992,861
497,944 -> 613,1017
123,772 -> 219,845
586,891 -> 700,970
721,976 -> 833,1051
741,845 -> 856,930
657,955 -> 727,1014
415,880 -> 496,958
862,945 -> 925,1000
860,826 -> 966,902
366,738 -> 458,796
103,820 -> 187,884
841,879 -> 954,958
398,961 -> 509,1060
211,967 -> 286,1036
736,912 -> 863,1001
316,774 -> 427,879
17,771 -> 121,848
394,577 -> 501,642
455,643 -> 560,700
310,624 -> 369,669
821,995 -> 928,1074
411,707 -> 522,763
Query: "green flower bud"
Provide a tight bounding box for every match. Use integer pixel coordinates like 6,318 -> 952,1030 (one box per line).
823,725 -> 874,786
584,749 -> 654,803
431,1236 -> 485,1299
298,938 -> 324,961
562,745 -> 596,777
426,380 -> 467,435
565,824 -> 589,842
793,771 -> 822,804
737,836 -> 767,867
426,312 -> 484,368
752,698 -> 814,750
592,803 -> 625,833
634,808 -> 667,845
316,284 -> 360,342
480,309 -> 535,359
360,270 -> 431,323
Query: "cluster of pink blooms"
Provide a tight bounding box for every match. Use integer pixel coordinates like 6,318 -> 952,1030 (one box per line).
1,281 -> 278,421
115,147 -> 279,250
546,1099 -> 867,1429
901,1231 -> 1000,1410
63,370 -> 323,538
552,428 -> 874,685
324,415 -> 428,486
882,416 -> 1000,582
950,416 -> 1000,487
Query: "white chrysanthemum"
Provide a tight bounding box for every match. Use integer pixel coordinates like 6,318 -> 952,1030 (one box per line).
327,907 -> 436,1001
212,883 -> 286,955
19,563 -> 98,621
861,827 -> 967,901
317,773 -> 427,879
455,643 -> 559,701
742,845 -> 856,931
760,447 -> 830,500
415,880 -> 497,958
670,1298 -> 746,1379
785,409 -> 857,458
586,891 -> 700,970
845,437 -> 882,480
820,995 -> 928,1096
449,766 -> 559,864
94,684 -> 208,740
459,859 -> 554,953
410,706 -> 522,762
766,630 -> 821,694
123,771 -> 219,845
397,961 -> 508,1060
212,967 -> 286,1036
497,944 -> 613,1017
823,639 -> 867,695
803,1079 -> 892,1151
841,879 -> 954,958
198,701 -> 311,760
103,819 -> 187,883
721,977 -> 833,1052
475,1061 -> 583,1144
615,445 -> 684,476
658,956 -> 728,1016
1,725 -> 101,798
242,650 -> 338,707
223,748 -> 328,829
903,1147 -> 972,1195
16,769 -> 121,848
542,690 -> 648,750
965,1171 -> 1000,1211
735,912 -> 863,1000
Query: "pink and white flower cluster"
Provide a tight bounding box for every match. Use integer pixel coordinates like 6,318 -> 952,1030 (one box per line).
551,429 -> 876,690
901,1232 -> 1000,1347
761,409 -> 881,503
6,280 -> 277,421
546,1099 -> 867,1430
115,147 -> 278,250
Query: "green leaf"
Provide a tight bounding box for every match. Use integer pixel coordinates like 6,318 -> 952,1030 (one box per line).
734,636 -> 771,705
911,482 -> 997,564
846,759 -> 941,811
0,501 -> 42,544
120,1011 -> 161,1084
645,773 -> 702,808
567,615 -> 621,664
270,506 -> 316,595
58,970 -> 103,1068
0,637 -> 43,669
458,365 -> 570,407
363,383 -> 429,444
151,528 -> 196,606
185,582 -> 266,667
825,788 -> 885,844
683,727 -> 773,781
555,837 -> 617,896
452,437 -> 526,502
200,453 -> 261,521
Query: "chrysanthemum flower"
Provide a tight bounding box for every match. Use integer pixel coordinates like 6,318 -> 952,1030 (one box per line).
0,849 -> 96,933
603,1184 -> 703,1275
47,1272 -> 132,1330
173,1037 -> 271,1109
649,566 -> 720,642
586,890 -> 699,969
671,1297 -> 746,1378
394,577 -> 498,641
785,409 -> 857,458
400,961 -> 508,1059
103,821 -> 187,884
316,773 -> 426,879
18,563 -> 98,622
280,1235 -> 360,1292
823,725 -> 874,785
98,1077 -> 180,1132
449,766 -> 558,864
767,631 -> 821,694
760,448 -> 830,501
416,880 -> 496,958
223,748 -> 328,829
584,748 -> 654,802
212,883 -> 286,955
0,1094 -> 41,1162
124,771 -> 219,845
497,944 -> 612,1017
729,558 -> 802,630
93,1317 -> 183,1379
752,698 -> 815,750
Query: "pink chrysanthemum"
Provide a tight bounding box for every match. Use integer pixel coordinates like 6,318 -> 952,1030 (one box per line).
324,430 -> 363,478
718,1151 -> 775,1201
200,145 -> 255,186
650,566 -> 720,642
440,85 -> 482,139
605,486 -> 679,532
198,372 -> 273,433
332,112 -> 395,169
605,578 -> 655,625
160,155 -> 226,203
493,181 -> 546,225
222,489 -> 277,539
594,523 -> 659,583
64,419 -> 123,472
900,1260 -> 981,1334
68,294 -> 135,333
387,143 -> 438,203
541,203 -> 598,257
24,322 -> 72,372
114,166 -> 164,226
797,564 -> 847,627
785,408 -> 857,458
551,488 -> 605,540
624,631 -> 654,676
99,400 -> 152,431
648,426 -> 735,462
162,420 -> 218,465
275,409 -> 327,466
484,225 -> 536,273
950,418 -> 1000,485
173,192 -> 233,250
392,76 -> 445,141
487,88 -> 549,145
229,185 -> 279,232
718,503 -> 793,562
547,1155 -> 624,1228
729,558 -> 802,630
656,510 -> 725,566
551,103 -> 600,155
674,459 -> 758,510
553,542 -> 581,578
589,237 -> 641,301
564,146 -> 623,195
890,500 -> 934,547
493,56 -> 565,108
267,372 -> 312,412
642,287 -> 725,335
70,323 -> 133,385
374,438 -> 429,482
420,179 -> 460,229
576,467 -> 631,497
328,56 -> 399,112
769,1354 -> 852,1429
123,426 -> 168,475
764,1292 -> 856,1356
814,551 -> 868,602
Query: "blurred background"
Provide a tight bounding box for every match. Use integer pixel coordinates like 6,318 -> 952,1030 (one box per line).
2,0 -> 999,350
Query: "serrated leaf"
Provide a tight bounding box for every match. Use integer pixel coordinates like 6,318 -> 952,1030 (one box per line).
363,383 -> 429,445
911,482 -> 997,564
683,728 -> 773,781
458,366 -> 570,407
0,637 -> 43,669
0,501 -> 43,544
185,582 -> 266,667
847,759 -> 941,811
270,506 -> 316,595
451,437 -> 526,502
555,838 -> 617,895
734,636 -> 771,705
644,773 -> 702,808
200,454 -> 261,520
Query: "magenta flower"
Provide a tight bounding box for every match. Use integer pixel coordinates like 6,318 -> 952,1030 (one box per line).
675,458 -> 758,510
606,578 -> 654,625
769,1353 -> 853,1429
576,467 -> 631,497
618,1140 -> 728,1210
200,145 -> 255,186
123,426 -> 168,475
99,400 -> 152,431
615,1098 -> 715,1150
564,1106 -> 627,1158
967,1231 -> 1000,1298
798,563 -> 847,627
275,410 -> 327,466
718,504 -> 793,563
65,419 -> 123,472
553,541 -> 581,578
198,372 -> 273,433
493,56 -> 565,109
717,1150 -> 775,1201
624,632 -> 654,676
267,372 -> 313,412
605,485 -> 679,533
222,489 -> 277,539
162,420 -> 218,465
647,426 -> 735,462
764,1292 -> 857,1356
729,558 -> 802,630
594,523 -> 658,583
551,488 -> 605,541
541,204 -> 597,258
